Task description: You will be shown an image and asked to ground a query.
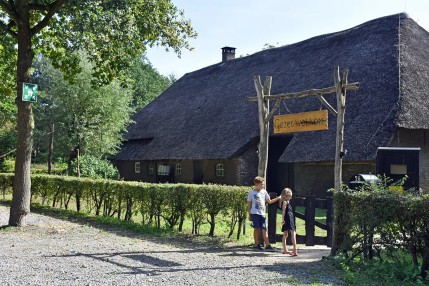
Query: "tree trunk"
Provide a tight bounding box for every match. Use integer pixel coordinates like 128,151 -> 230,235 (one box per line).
9,7 -> 35,226
254,76 -> 272,179
48,123 -> 54,174
208,213 -> 216,236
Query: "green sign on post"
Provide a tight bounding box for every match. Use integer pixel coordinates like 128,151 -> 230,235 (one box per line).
22,82 -> 38,102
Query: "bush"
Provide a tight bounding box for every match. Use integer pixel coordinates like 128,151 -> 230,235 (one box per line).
0,173 -> 249,240
332,183 -> 429,281
70,155 -> 118,179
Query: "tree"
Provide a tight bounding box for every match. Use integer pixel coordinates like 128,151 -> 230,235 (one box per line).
0,0 -> 196,226
0,97 -> 17,166
33,54 -> 134,161
127,56 -> 172,110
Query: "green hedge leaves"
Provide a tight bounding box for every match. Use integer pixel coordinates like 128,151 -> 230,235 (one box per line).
0,173 -> 249,238
332,187 -> 429,279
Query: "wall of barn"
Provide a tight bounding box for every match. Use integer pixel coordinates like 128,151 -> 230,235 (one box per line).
293,162 -> 375,198
388,128 -> 429,192
203,159 -> 240,185
170,160 -> 194,184
116,160 -> 151,182
238,144 -> 259,187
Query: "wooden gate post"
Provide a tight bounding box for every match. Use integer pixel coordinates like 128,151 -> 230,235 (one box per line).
331,67 -> 348,255
326,196 -> 334,247
305,195 -> 316,246
268,192 -> 278,244
334,66 -> 347,192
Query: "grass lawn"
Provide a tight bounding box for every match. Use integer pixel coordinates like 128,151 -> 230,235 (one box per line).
1,192 -> 329,247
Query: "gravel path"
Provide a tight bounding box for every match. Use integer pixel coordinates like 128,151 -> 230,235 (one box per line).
0,205 -> 343,285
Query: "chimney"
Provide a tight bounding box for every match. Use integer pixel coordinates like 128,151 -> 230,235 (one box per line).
221,46 -> 236,62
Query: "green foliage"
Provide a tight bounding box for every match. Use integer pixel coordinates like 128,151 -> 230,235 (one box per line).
31,162 -> 68,175
1,1 -> 197,86
0,173 -> 249,239
71,155 -> 119,179
70,155 -> 118,180
32,55 -> 134,160
1,0 -> 197,227
0,36 -> 16,97
331,182 -> 429,282
0,159 -> 14,173
0,97 -> 17,158
127,56 -> 172,110
332,251 -> 427,286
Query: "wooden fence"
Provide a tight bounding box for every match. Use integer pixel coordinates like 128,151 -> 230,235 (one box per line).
268,193 -> 333,246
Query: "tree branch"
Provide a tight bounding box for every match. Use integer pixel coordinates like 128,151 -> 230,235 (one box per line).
0,0 -> 19,24
31,0 -> 66,36
29,3 -> 50,12
0,19 -> 18,39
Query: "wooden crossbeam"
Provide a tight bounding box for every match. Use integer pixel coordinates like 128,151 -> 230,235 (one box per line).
247,82 -> 359,102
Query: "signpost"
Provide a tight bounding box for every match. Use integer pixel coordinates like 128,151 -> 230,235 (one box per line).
273,110 -> 328,134
22,82 -> 38,102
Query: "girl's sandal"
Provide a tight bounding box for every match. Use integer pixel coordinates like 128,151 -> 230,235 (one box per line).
291,251 -> 298,256
283,251 -> 292,255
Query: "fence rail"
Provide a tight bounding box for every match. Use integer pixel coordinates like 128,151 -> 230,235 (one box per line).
268,193 -> 333,246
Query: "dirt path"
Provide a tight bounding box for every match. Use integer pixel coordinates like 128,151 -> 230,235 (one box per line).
0,206 -> 343,285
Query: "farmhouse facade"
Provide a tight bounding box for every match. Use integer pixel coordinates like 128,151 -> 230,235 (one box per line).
116,14 -> 429,196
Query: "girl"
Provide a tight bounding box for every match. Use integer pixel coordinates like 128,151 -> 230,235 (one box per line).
280,188 -> 298,256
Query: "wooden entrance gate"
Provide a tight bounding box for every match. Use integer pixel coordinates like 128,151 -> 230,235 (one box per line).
267,192 -> 333,246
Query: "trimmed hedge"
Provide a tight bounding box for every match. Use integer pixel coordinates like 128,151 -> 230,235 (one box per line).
332,186 -> 429,279
0,173 -> 249,238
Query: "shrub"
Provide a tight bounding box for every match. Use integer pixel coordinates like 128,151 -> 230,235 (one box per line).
70,155 -> 118,179
0,173 -> 249,240
332,183 -> 429,280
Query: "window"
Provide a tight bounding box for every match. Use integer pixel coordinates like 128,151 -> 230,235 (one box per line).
390,164 -> 407,175
157,164 -> 170,176
134,162 -> 141,173
216,163 -> 224,177
148,164 -> 154,175
175,163 -> 182,175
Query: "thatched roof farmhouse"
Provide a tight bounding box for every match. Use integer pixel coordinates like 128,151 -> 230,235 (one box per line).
116,13 -> 429,195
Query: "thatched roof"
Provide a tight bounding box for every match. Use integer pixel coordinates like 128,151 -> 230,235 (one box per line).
117,13 -> 429,163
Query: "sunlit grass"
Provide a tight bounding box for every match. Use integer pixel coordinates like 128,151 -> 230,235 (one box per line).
1,192 -> 329,246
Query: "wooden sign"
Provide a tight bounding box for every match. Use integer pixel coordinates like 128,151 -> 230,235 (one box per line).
273,110 -> 328,134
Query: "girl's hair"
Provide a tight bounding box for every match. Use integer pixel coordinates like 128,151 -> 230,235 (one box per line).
281,188 -> 293,197
279,188 -> 293,207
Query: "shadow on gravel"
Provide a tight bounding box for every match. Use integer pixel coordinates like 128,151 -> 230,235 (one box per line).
50,248 -> 339,284
52,249 -> 319,277
0,202 -> 256,252
0,202 -> 328,260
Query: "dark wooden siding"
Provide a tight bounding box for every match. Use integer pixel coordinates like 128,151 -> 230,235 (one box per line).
170,160 -> 194,184
203,159 -> 239,185
238,144 -> 258,186
117,160 -> 144,181
388,128 -> 429,192
293,162 -> 375,197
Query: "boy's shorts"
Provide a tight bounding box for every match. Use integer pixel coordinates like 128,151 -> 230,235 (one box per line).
250,214 -> 267,229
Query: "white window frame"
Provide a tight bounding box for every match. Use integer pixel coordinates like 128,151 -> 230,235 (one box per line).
148,164 -> 154,175
216,163 -> 225,177
157,164 -> 170,176
175,163 -> 182,176
134,162 -> 141,174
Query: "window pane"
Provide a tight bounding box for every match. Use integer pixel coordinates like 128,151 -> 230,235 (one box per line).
135,162 -> 141,173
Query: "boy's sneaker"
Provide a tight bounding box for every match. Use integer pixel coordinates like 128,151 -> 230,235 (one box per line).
253,244 -> 263,250
265,245 -> 276,252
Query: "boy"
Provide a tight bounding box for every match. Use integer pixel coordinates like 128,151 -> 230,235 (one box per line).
247,176 -> 281,251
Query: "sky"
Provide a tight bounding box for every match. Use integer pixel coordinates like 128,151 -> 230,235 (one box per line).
146,0 -> 429,79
